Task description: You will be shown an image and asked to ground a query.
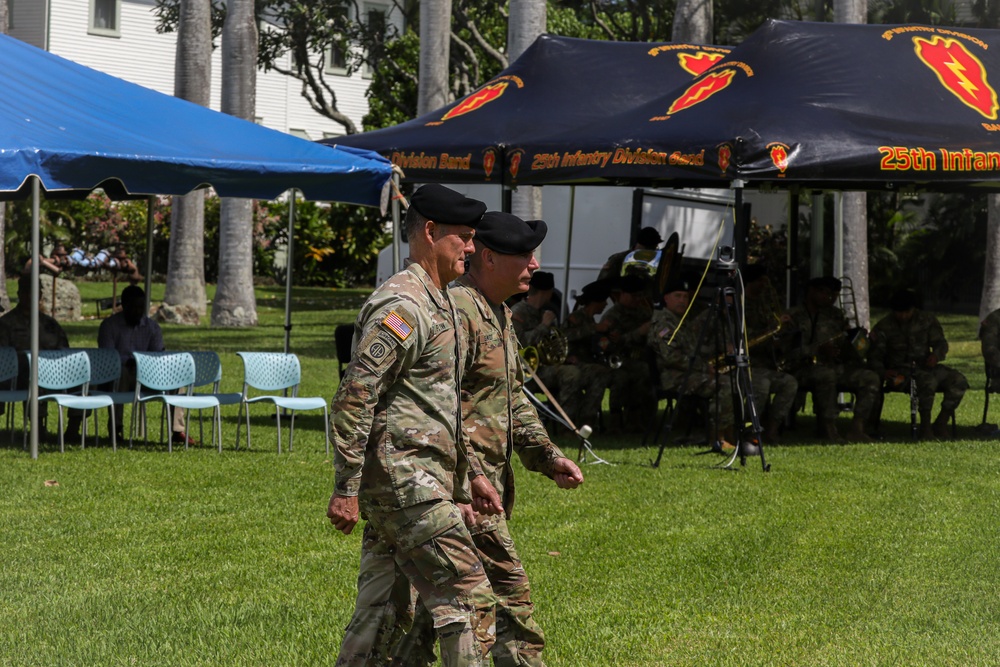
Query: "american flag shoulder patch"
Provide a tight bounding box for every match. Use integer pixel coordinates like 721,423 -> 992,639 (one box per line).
382,310 -> 413,341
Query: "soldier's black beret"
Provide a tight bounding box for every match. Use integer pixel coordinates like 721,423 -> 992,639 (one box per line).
475,211 -> 548,255
890,289 -> 919,312
637,226 -> 663,248
578,279 -> 612,303
808,276 -> 842,292
409,184 -> 486,227
619,274 -> 649,294
529,271 -> 555,290
663,277 -> 693,294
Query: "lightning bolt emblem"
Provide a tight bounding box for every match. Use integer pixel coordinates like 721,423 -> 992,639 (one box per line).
943,57 -> 979,94
913,35 -> 998,120
665,69 -> 737,116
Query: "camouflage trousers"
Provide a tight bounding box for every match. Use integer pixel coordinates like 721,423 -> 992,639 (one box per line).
660,370 -> 735,429
609,359 -> 655,413
392,515 -> 546,667
568,362 -> 612,427
796,364 -> 881,420
893,364 -> 969,412
749,367 -> 798,424
335,501 -> 497,667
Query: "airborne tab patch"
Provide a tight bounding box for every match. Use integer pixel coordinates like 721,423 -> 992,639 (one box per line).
383,311 -> 413,341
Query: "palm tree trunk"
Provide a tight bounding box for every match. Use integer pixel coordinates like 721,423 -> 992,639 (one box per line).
507,0 -> 545,241
672,0 -> 713,43
165,0 -> 211,318
418,0 -> 451,116
212,0 -> 258,327
980,196 -> 1000,321
835,0 -> 870,327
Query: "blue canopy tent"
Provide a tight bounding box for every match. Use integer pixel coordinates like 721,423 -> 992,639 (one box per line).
0,34 -> 394,457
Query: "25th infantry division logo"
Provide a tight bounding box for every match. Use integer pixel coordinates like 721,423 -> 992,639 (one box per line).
913,35 -> 999,120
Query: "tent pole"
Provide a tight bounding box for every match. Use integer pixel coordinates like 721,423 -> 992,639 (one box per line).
733,180 -> 747,266
834,191 -> 844,279
144,197 -> 154,314
391,172 -> 401,274
284,189 -> 297,355
787,190 -> 799,308
810,192 -> 825,278
29,177 -> 40,459
561,186 -> 576,320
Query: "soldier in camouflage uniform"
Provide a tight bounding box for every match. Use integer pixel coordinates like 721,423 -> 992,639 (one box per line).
597,226 -> 662,285
742,266 -> 798,443
391,212 -> 585,667
783,277 -> 880,442
599,274 -> 656,431
869,289 -> 968,439
979,307 -> 1000,377
561,280 -> 614,430
327,185 -> 503,667
648,279 -> 735,446
510,272 -> 585,427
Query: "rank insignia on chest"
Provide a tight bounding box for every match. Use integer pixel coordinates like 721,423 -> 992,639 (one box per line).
383,311 -> 413,341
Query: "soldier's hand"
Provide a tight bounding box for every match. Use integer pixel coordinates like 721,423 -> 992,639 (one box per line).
458,503 -> 477,527
552,457 -> 584,489
470,475 -> 503,516
327,493 -> 359,535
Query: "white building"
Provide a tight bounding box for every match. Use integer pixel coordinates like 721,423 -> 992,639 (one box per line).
6,0 -> 393,141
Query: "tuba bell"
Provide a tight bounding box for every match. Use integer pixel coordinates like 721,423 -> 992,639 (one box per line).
536,327 -> 568,366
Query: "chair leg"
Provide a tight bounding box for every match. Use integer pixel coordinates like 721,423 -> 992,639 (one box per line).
215,406 -> 222,453
324,408 -> 330,456
110,408 -> 117,453
245,404 -> 253,451
289,411 -> 296,453
165,404 -> 172,453
235,402 -> 244,450
56,407 -> 65,454
276,407 -> 283,454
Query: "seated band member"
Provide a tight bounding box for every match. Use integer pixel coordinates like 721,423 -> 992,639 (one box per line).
869,289 -> 968,440
561,279 -> 614,430
600,274 -> 655,432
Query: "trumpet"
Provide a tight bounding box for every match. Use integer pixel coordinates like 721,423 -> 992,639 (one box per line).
592,335 -> 624,369
710,325 -> 783,374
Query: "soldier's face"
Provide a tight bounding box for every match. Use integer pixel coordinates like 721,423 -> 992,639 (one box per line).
892,308 -> 915,323
496,250 -> 539,296
430,222 -> 476,283
663,290 -> 690,316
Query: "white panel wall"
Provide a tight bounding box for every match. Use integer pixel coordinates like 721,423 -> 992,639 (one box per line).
38,0 -> 376,142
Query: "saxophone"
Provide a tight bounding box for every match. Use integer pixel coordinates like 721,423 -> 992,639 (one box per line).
709,325 -> 784,374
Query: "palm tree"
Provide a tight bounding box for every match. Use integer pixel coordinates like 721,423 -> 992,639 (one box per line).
212,0 -> 258,327
672,0 -> 712,43
164,0 -> 211,318
418,0 -> 451,116
507,0 -> 546,233
834,0 -> 870,327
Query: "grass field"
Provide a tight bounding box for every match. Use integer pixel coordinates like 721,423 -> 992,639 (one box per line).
2,282 -> 999,666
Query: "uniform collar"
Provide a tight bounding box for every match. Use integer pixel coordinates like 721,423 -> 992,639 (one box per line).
407,261 -> 451,311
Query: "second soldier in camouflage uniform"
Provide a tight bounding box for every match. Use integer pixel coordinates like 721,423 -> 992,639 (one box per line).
649,279 -> 735,447
391,212 -> 585,666
783,277 -> 880,442
327,185 -> 504,667
600,274 -> 655,431
561,280 -> 614,430
742,266 -> 798,443
869,289 -> 968,439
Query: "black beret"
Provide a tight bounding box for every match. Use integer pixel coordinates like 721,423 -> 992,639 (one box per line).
808,276 -> 842,292
577,279 -> 612,303
529,271 -> 555,290
890,289 -> 918,312
742,263 -> 767,284
636,226 -> 663,247
475,211 -> 548,255
409,184 -> 486,227
663,277 -> 693,294
619,274 -> 649,294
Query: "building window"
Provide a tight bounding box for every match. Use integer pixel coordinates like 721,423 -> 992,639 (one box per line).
289,128 -> 311,140
89,0 -> 121,37
362,2 -> 388,79
326,39 -> 350,76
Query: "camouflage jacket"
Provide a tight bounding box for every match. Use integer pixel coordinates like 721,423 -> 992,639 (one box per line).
597,249 -> 630,282
648,308 -> 714,378
509,300 -> 550,347
981,308 -> 1000,370
452,276 -> 565,520
869,310 -> 948,376
563,307 -> 600,364
331,262 -> 477,514
599,302 -> 652,359
784,304 -> 852,369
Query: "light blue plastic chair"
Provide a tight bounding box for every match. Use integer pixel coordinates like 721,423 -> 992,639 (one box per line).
132,352 -> 222,452
31,350 -> 116,453
235,352 -> 330,454
189,351 -> 242,450
0,346 -> 28,445
80,348 -> 137,444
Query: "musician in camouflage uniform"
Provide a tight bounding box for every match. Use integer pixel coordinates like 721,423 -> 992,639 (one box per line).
599,274 -> 655,431
869,289 -> 967,439
648,279 -> 735,446
742,266 -> 798,443
328,184 -> 504,667
561,280 -> 614,429
597,226 -> 662,284
391,212 -> 585,667
510,272 -> 585,427
783,277 -> 880,442
979,307 -> 1000,377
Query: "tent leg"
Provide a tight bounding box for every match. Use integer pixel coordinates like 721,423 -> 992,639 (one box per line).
391,172 -> 401,275
29,177 -> 40,460
284,189 -> 297,355
144,197 -> 155,314
561,186 -> 576,321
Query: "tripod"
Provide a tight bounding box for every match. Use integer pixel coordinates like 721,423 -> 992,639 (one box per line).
651,264 -> 771,472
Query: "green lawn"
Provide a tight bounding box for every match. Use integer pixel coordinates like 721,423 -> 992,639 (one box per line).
2,283 -> 999,666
